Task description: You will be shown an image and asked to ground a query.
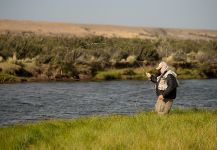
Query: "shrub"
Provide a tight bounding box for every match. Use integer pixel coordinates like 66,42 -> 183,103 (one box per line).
172,50 -> 187,62
196,50 -> 217,63
23,62 -> 40,77
112,50 -> 129,61
186,51 -> 197,62
0,56 -> 3,62
176,68 -> 207,79
137,49 -> 160,61
0,32 -> 217,80
0,72 -> 17,83
126,55 -> 136,64
0,62 -> 21,75
122,69 -> 136,76
95,70 -> 122,80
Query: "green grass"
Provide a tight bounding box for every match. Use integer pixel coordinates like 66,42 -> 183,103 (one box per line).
0,72 -> 29,83
95,68 -> 146,80
0,72 -> 20,83
95,69 -> 123,80
0,66 -> 213,83
176,68 -> 208,79
0,109 -> 217,150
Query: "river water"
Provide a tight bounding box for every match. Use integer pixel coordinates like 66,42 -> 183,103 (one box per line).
0,80 -> 217,126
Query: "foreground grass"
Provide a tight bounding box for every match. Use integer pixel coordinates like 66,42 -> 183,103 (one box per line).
0,109 -> 217,150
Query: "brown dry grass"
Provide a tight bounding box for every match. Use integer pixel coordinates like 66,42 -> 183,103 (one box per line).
0,19 -> 217,40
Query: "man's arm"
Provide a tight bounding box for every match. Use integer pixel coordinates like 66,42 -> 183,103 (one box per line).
150,75 -> 157,83
146,72 -> 157,83
163,74 -> 178,98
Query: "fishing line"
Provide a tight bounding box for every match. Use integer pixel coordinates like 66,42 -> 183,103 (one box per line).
134,60 -> 147,112
135,60 -> 146,72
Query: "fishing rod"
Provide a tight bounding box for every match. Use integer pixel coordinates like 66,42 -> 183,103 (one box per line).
135,60 -> 146,73
134,60 -> 147,112
135,60 -> 153,79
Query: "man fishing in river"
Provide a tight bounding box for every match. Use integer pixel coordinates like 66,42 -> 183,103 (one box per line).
146,61 -> 178,115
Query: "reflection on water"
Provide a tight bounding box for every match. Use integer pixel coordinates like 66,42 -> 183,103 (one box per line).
0,80 -> 217,125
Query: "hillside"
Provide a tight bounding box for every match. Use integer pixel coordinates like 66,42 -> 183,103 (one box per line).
0,19 -> 217,40
0,20 -> 217,83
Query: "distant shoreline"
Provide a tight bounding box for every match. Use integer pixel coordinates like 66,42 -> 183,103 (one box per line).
0,75 -> 216,84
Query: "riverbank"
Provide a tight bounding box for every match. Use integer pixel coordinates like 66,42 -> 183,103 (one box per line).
0,67 -> 212,84
1,32 -> 217,84
0,109 -> 216,149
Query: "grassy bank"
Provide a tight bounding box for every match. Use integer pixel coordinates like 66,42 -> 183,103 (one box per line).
95,68 -> 145,80
0,67 -> 210,83
0,109 -> 217,150
95,67 -> 210,80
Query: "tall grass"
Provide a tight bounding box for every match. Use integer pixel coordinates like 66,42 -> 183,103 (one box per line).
0,109 -> 216,150
0,61 -> 21,75
95,68 -> 145,80
176,68 -> 208,79
0,72 -> 18,83
94,67 -> 157,80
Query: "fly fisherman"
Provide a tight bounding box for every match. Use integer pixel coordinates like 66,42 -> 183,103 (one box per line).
146,62 -> 178,115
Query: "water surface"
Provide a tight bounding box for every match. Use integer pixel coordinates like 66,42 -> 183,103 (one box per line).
0,80 -> 217,125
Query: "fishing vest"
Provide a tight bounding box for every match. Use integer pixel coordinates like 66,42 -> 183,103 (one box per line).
157,70 -> 178,91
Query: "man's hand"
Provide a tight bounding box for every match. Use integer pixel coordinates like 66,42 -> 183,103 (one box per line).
146,72 -> 151,78
158,95 -> 164,100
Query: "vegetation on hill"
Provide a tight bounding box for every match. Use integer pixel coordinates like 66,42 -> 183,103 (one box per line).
0,32 -> 217,82
0,109 -> 217,150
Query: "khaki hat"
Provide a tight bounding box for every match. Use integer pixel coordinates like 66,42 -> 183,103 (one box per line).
156,62 -> 167,70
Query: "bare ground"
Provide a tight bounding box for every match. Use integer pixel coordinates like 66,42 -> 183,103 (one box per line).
0,19 -> 217,40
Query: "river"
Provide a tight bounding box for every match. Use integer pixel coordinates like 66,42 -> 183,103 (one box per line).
0,80 -> 217,126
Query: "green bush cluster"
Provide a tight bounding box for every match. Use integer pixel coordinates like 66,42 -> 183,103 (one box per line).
0,32 -> 217,82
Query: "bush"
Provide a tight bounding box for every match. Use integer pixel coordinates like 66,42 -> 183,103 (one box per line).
137,49 -> 160,61
0,32 -> 217,81
112,50 -> 129,61
172,50 -> 187,62
176,68 -> 207,79
23,62 -> 40,77
126,55 -> 136,64
196,50 -> 217,63
0,62 -> 21,75
122,69 -> 136,76
0,72 -> 17,83
0,56 -> 3,62
95,70 -> 123,80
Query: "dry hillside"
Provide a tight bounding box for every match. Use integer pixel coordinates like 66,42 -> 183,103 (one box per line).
0,19 -> 217,40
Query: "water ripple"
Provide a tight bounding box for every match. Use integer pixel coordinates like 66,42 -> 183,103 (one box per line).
0,80 -> 217,126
